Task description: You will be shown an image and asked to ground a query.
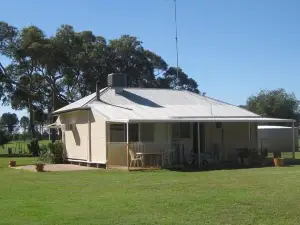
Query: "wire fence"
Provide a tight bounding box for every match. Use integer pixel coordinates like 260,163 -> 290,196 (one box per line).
0,140 -> 51,156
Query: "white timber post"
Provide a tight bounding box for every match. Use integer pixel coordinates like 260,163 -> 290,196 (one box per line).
126,122 -> 129,170
292,121 -> 295,160
138,123 -> 141,142
198,122 -> 201,168
87,110 -> 91,162
248,122 -> 251,149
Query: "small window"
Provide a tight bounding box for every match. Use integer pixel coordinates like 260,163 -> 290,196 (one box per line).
172,123 -> 191,139
180,123 -> 191,138
216,122 -> 222,129
110,124 -> 125,142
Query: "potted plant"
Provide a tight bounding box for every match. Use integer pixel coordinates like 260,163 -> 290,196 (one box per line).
8,160 -> 16,167
273,152 -> 284,167
35,162 -> 45,172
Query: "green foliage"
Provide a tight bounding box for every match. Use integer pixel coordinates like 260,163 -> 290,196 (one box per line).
27,138 -> 40,156
20,116 -> 29,132
39,141 -> 64,164
0,130 -> 10,146
0,112 -> 19,133
0,22 -> 200,133
246,88 -> 300,123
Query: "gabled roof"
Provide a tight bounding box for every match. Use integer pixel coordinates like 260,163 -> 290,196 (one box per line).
53,87 -> 294,123
53,88 -> 106,114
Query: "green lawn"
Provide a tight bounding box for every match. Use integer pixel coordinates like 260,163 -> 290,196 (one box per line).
0,140 -> 51,154
1,158 -> 300,224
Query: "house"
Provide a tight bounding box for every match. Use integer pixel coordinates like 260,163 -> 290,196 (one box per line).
51,73 -> 295,169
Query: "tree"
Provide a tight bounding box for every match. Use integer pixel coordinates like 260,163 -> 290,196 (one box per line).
245,89 -> 300,122
1,21 -> 201,138
157,67 -> 199,93
0,112 -> 19,133
0,130 -> 10,146
20,116 -> 29,132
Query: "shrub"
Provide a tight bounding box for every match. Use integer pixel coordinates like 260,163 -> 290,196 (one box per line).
27,138 -> 40,156
48,141 -> 65,164
39,150 -> 55,164
39,141 -> 64,164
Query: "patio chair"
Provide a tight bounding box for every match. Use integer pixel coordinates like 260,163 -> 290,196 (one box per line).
129,149 -> 143,167
162,149 -> 175,167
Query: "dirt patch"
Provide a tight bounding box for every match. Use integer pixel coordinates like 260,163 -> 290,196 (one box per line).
12,164 -> 100,172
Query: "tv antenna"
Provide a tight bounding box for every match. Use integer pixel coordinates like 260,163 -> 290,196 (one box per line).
174,0 -> 179,79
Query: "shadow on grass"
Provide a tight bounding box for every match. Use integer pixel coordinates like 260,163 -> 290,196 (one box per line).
166,159 -> 300,172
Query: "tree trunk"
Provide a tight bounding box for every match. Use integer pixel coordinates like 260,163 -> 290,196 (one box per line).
51,84 -> 56,143
28,97 -> 36,138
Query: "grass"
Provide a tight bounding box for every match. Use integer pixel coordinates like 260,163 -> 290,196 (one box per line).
0,140 -> 51,154
1,158 -> 300,224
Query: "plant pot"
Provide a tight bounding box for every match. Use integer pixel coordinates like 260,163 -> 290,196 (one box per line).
35,164 -> 45,172
9,161 -> 16,167
274,158 -> 284,167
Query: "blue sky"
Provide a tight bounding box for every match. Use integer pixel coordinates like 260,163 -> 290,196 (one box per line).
1,0 -> 300,119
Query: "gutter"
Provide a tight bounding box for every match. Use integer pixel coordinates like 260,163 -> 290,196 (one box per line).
52,107 -> 91,116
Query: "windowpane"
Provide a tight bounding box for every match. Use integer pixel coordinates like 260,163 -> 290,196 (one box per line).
172,123 -> 180,139
180,123 -> 190,138
140,123 -> 154,142
110,124 -> 125,142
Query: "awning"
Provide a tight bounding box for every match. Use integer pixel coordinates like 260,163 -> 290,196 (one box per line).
104,117 -> 295,123
45,123 -> 62,129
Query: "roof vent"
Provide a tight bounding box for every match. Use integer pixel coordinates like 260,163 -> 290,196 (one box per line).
107,73 -> 127,87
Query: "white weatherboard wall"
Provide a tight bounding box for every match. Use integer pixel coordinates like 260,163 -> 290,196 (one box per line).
258,126 -> 298,152
59,111 -> 89,161
90,112 -> 107,163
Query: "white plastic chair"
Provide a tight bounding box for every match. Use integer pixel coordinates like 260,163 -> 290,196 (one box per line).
129,149 -> 143,167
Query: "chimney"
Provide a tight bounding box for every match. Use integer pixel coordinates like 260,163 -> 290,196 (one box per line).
96,81 -> 100,100
107,73 -> 127,94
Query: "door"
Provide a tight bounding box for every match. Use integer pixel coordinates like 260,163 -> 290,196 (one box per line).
213,123 -> 224,160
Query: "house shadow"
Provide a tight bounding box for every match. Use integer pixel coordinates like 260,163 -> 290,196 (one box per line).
165,159 -> 300,172
72,125 -> 80,146
120,90 -> 162,107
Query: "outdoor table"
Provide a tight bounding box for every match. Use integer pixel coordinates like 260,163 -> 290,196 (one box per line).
136,152 -> 162,168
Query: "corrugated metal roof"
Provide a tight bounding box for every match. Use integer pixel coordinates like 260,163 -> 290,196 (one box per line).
52,88 -> 111,114
52,87 -> 295,123
88,88 -> 263,121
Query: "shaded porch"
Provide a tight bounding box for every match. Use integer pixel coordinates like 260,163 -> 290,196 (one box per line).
105,118 -> 296,170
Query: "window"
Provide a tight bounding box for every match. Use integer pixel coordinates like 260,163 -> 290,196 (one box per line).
172,123 -> 180,139
65,124 -> 73,131
110,124 -> 125,142
129,123 -> 139,142
172,123 -> 191,139
140,123 -> 154,142
216,122 -> 222,129
180,123 -> 191,138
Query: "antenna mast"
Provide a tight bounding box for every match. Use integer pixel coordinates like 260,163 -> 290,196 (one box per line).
174,0 -> 179,79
